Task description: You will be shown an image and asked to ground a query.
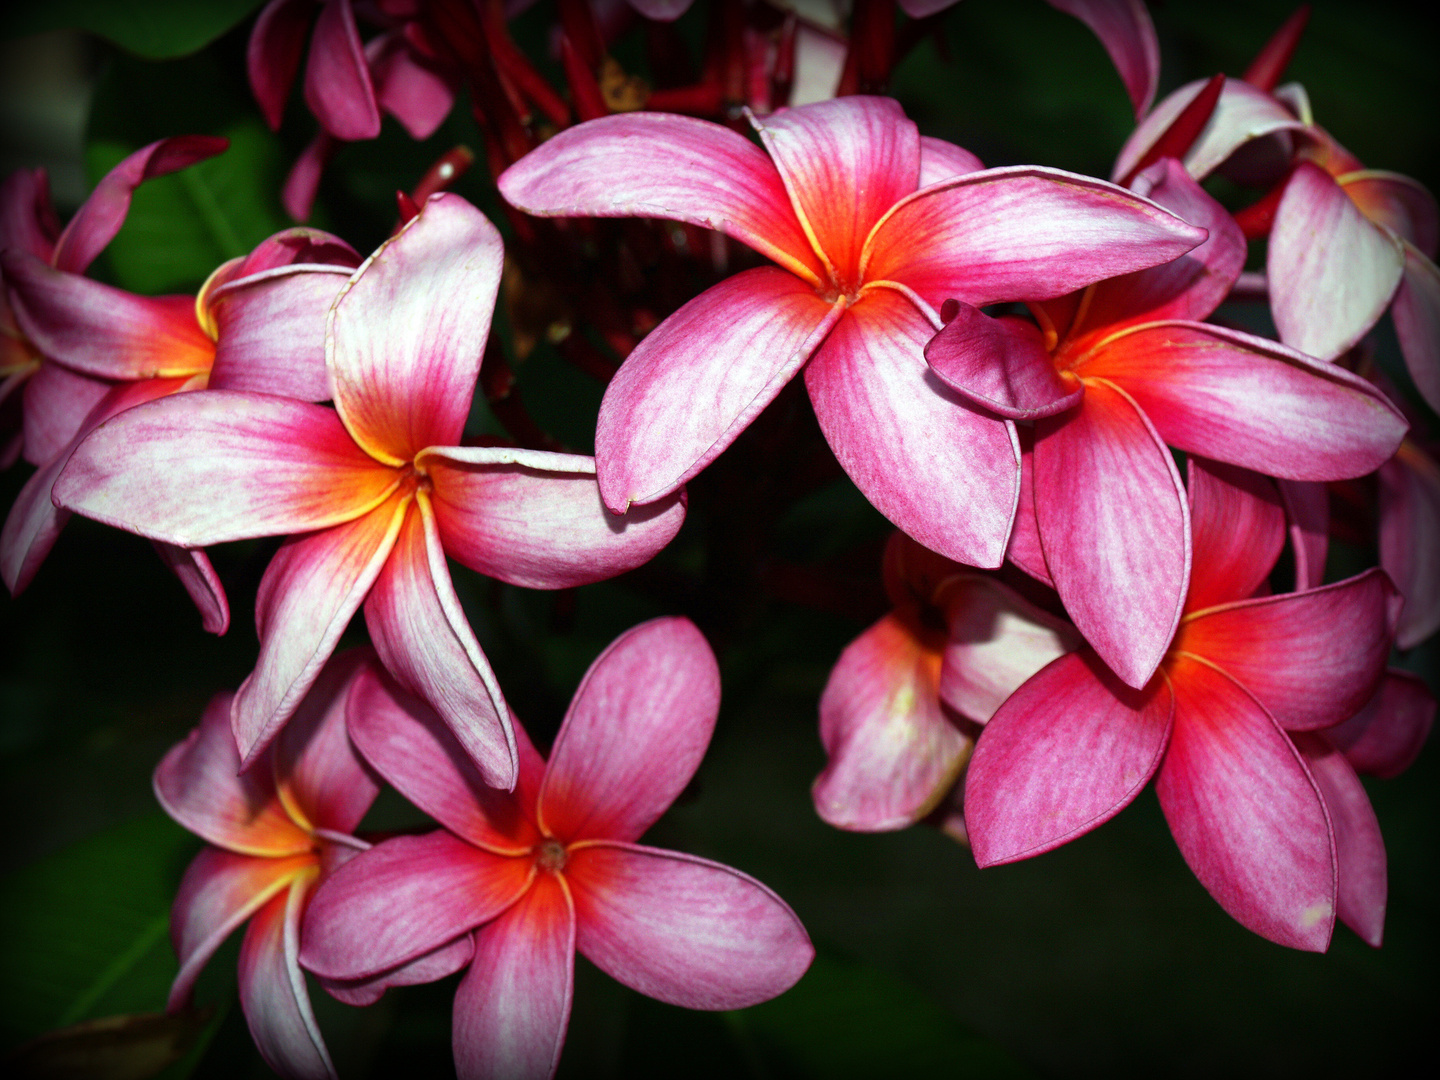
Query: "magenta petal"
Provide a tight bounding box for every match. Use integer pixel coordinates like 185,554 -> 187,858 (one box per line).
363,497 -> 517,789
282,134 -> 336,223
1342,171 -> 1439,258
498,112 -> 823,283
750,97 -> 919,282
1185,457 -> 1286,613
1293,733 -> 1386,947
594,268 -> 841,510
1034,379 -> 1189,689
232,498 -> 407,765
52,136 -> 229,274
805,288 -> 1020,569
1391,241 -> 1440,414
20,362 -> 109,467
1326,669 -> 1435,780
154,543 -> 231,635
303,0 -> 380,141
1269,163 -> 1405,361
371,35 -> 455,140
568,842 -> 812,1009
423,446 -> 685,588
1379,444 -> 1440,648
540,618 -> 720,844
452,873 -> 574,1080
247,0 -> 314,130
812,613 -> 966,831
1,443 -> 72,596
1004,438 -> 1054,587
1082,321 -> 1407,481
301,832 -> 534,980
0,167 -> 57,262
863,166 -> 1207,312
238,881 -> 335,1080
918,137 -> 984,187
1156,657 -> 1335,952
319,933 -> 475,1007
1278,479 -> 1330,592
1179,569 -> 1396,732
964,651 -> 1172,866
1046,0 -> 1159,117
925,303 -> 1082,419
345,663 -> 542,852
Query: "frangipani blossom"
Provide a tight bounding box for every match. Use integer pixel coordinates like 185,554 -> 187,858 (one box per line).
813,531 -> 1078,832
301,619 -> 813,1080
1,224 -> 361,617
964,457 -> 1397,951
926,158 -> 1404,687
157,651 -> 456,1080
499,95 -> 1206,569
54,193 -> 685,786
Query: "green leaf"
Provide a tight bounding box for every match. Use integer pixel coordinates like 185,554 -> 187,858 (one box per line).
0,812 -> 197,1049
1,1 -> 263,60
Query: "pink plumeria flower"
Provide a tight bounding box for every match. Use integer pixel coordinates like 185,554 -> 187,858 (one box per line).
814,531 -> 1078,832
300,618 -> 813,1080
54,193 -> 685,785
499,95 -> 1205,569
927,158 -> 1405,687
964,456 -> 1398,951
1,224 -> 361,621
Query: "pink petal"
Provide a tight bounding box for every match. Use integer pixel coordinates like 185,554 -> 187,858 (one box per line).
271,649 -> 380,835
1278,478 -> 1330,592
1033,378 -> 1189,689
918,137 -> 984,187
812,612 -> 967,831
363,496 -> 517,789
169,847 -> 313,1008
345,662 -> 543,852
1378,443 -> 1440,648
1,252 -> 214,381
940,574 -> 1081,722
319,933 -> 475,1007
567,842 -> 812,1009
329,193 -> 501,462
1184,457 -> 1286,613
301,831 -> 534,980
1078,321 -> 1407,481
1293,733 -> 1386,947
1177,568 -> 1396,732
1046,0 -> 1159,117
303,0 -> 380,141
20,362 -> 109,466
153,543 -> 231,635
627,0 -> 693,18
805,287 -> 1020,569
208,264 -> 355,402
452,872 -> 574,1080
1391,240 -> 1440,414
231,495 -> 408,765
1341,170 -> 1438,258
963,650 -> 1173,866
371,34 -> 455,140
497,112 -> 824,284
1156,656 -> 1335,952
539,617 -> 720,844
282,133 -> 336,223
925,302 -> 1082,419
593,268 -> 841,510
0,167 -> 57,262
1111,77 -> 1305,185
247,0 -> 315,130
862,166 -> 1207,312
1004,437 -> 1054,587
1269,163 -> 1405,361
424,445 -> 685,587
53,391 -> 396,547
1076,158 -> 1246,329
749,97 -> 919,285
155,693 -> 311,856
52,136 -> 229,275
238,879 -> 336,1080
1326,669 -> 1435,780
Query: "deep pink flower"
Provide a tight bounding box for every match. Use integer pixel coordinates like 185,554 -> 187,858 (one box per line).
928,158 -> 1405,687
499,95 -> 1205,568
301,618 -> 813,1080
54,193 -> 685,785
964,457 -> 1397,950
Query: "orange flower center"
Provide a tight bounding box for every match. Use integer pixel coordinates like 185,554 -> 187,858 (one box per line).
535,838 -> 568,874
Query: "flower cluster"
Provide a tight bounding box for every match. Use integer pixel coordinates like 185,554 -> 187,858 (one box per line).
1,1 -> 1433,1077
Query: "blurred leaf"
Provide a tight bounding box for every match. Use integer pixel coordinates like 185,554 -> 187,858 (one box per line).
0,813 -> 195,1049
6,1009 -> 212,1080
1,1 -> 263,59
